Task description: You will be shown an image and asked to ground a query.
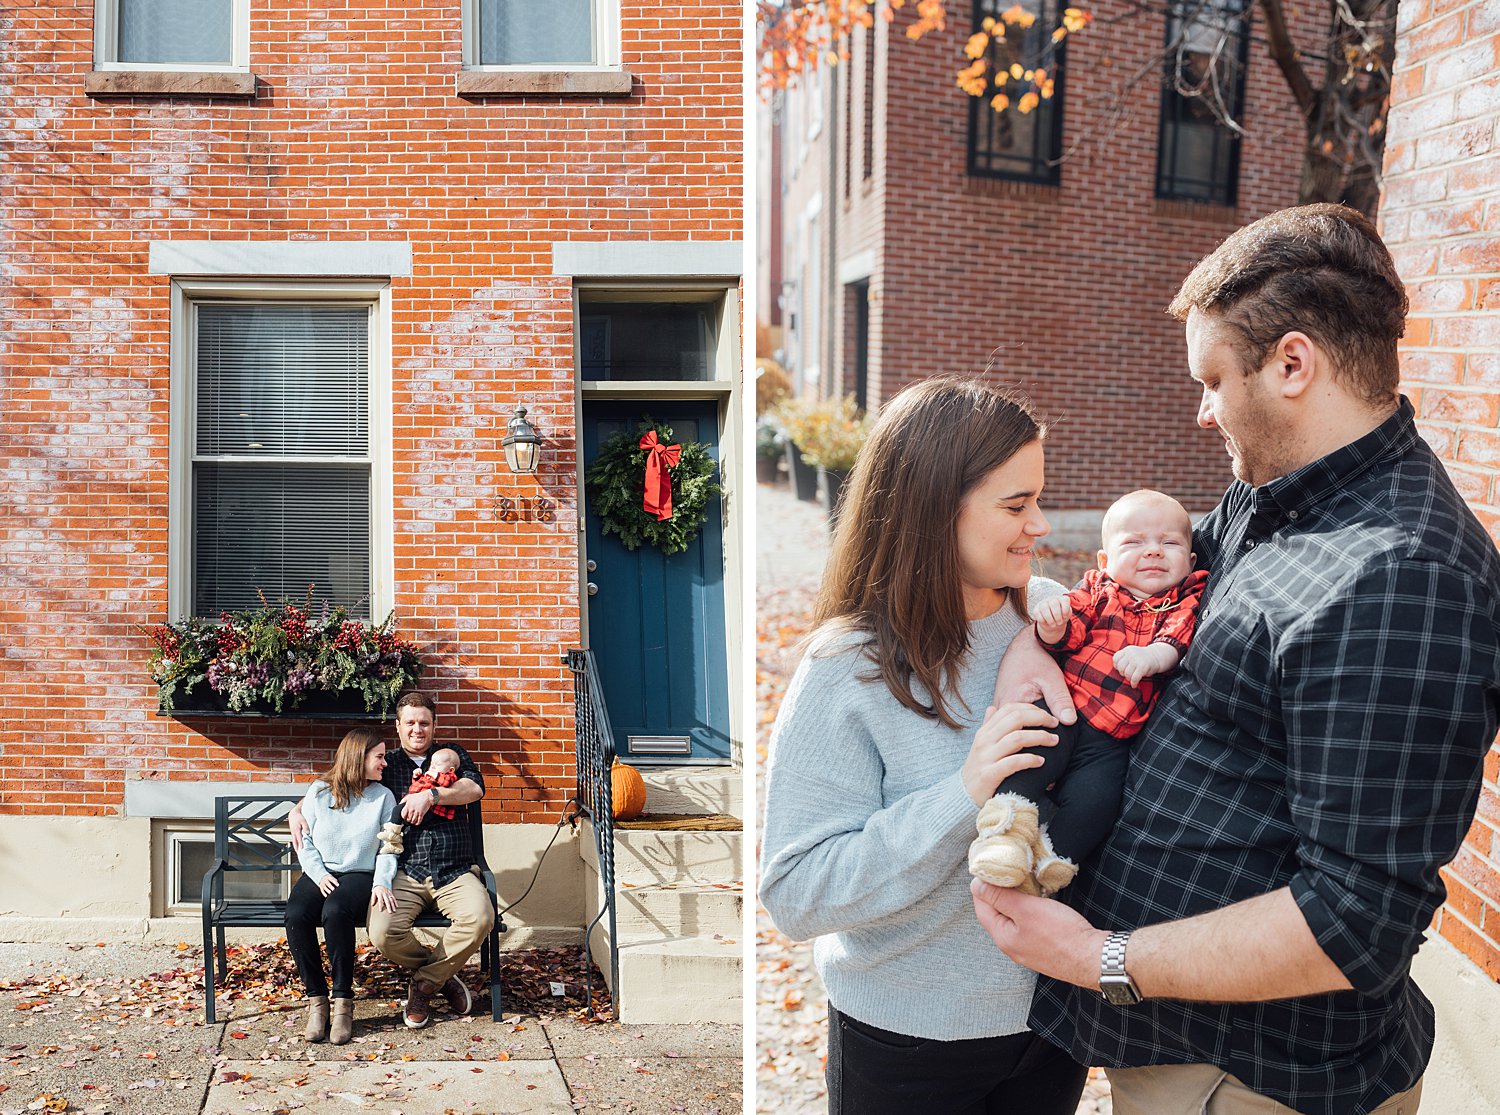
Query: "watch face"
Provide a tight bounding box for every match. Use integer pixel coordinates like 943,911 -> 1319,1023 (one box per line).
1099,975 -> 1142,1006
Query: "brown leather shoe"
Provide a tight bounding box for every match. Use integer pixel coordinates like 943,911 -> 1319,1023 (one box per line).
403,978 -> 436,1029
440,975 -> 473,1016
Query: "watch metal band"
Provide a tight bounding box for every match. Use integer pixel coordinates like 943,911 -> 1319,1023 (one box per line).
1101,930 -> 1130,974
1099,930 -> 1142,1005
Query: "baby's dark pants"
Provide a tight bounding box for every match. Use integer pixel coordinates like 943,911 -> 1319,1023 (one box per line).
995,701 -> 1129,865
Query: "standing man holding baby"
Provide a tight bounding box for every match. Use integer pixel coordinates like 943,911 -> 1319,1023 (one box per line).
976,204 -> 1500,1115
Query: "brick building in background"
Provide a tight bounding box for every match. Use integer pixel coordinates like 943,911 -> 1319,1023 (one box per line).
0,0 -> 744,1021
770,0 -> 1320,524
1383,0 -> 1500,1108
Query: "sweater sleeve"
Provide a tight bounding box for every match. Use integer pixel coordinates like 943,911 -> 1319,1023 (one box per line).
758,642 -> 980,942
294,783 -> 331,886
373,788 -> 398,890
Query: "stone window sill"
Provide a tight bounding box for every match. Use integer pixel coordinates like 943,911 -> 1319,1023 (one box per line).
85,70 -> 258,97
456,69 -> 634,97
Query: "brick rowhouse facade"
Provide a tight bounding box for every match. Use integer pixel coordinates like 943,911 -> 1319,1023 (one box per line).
1383,0 -> 1500,997
0,2 -> 740,929
779,0 -> 1323,512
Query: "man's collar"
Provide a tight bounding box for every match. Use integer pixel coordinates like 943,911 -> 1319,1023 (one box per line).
1256,396 -> 1416,519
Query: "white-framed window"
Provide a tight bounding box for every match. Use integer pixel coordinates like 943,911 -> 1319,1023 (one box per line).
168,281 -> 393,623
93,0 -> 250,71
157,825 -> 297,917
462,0 -> 620,70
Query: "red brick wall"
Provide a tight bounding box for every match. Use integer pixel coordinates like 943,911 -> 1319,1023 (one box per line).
1382,0 -> 1500,980
0,2 -> 740,821
846,1 -> 1318,509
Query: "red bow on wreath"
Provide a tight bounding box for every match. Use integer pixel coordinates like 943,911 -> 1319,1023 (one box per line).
639,430 -> 682,521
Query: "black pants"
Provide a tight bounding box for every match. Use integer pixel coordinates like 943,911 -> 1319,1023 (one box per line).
999,701 -> 1129,865
826,1004 -> 1087,1114
285,871 -> 373,999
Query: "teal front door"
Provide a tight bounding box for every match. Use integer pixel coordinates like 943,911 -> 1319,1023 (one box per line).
582,400 -> 731,763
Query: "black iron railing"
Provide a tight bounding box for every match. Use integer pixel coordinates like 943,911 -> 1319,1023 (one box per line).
564,647 -> 621,1019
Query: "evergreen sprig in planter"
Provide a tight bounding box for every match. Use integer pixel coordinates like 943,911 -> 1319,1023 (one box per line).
145,593 -> 423,719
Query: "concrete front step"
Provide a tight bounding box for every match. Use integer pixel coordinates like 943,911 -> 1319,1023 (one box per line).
587,926 -> 744,1024
608,879 -> 744,940
578,818 -> 741,886
639,766 -> 742,818
575,814 -> 744,1023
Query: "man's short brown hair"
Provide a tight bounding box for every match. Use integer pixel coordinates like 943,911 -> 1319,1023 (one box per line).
1168,204 -> 1407,406
395,690 -> 436,717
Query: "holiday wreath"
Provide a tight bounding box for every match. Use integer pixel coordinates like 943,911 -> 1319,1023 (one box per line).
585,418 -> 722,555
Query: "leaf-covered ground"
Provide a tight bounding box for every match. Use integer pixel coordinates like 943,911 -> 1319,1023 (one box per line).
754,482 -> 1111,1113
0,940 -> 740,1114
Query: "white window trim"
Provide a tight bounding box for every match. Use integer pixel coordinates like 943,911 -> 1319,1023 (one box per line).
94,0 -> 251,72
460,0 -> 621,72
573,282 -> 741,394
167,279 -> 394,623
157,823 -> 295,916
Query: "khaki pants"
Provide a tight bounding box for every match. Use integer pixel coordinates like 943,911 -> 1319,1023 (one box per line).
367,868 -> 494,988
1108,1063 -> 1422,1115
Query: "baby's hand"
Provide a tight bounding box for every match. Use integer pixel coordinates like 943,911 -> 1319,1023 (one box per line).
1113,643 -> 1180,687
1033,596 -> 1073,644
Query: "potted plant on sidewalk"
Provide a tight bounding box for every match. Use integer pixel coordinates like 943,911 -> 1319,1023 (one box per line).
757,416 -> 788,485
785,395 -> 871,523
770,396 -> 823,503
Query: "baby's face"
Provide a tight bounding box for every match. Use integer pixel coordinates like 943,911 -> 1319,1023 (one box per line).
429,750 -> 459,775
1099,499 -> 1195,599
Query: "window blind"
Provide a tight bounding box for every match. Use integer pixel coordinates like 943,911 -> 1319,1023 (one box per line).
192,303 -> 371,617
118,0 -> 233,65
478,0 -> 594,65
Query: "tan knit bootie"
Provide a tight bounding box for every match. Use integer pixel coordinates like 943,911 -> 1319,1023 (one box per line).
1031,825 -> 1078,896
329,997 -> 354,1045
968,793 -> 1043,888
303,995 -> 329,1042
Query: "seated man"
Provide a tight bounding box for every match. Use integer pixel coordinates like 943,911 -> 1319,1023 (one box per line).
291,689 -> 493,1029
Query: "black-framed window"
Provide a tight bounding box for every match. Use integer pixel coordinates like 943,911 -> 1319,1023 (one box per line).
1156,0 -> 1249,205
967,0 -> 1066,184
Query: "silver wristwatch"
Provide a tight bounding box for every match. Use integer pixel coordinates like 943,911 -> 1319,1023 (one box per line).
1099,931 -> 1142,1006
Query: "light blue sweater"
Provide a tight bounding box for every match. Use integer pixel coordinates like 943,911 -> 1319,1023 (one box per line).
296,781 -> 398,890
759,579 -> 1063,1041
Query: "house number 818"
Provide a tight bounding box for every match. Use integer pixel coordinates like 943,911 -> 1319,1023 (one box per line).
496,496 -> 554,522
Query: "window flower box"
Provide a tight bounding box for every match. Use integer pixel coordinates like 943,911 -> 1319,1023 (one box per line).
146,595 -> 423,720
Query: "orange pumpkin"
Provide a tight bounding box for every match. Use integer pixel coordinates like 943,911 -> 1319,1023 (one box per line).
611,759 -> 647,820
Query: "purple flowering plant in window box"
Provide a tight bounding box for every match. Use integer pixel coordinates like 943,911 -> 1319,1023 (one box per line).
145,589 -> 423,718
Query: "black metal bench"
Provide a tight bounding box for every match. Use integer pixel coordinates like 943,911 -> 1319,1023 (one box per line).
200,794 -> 506,1023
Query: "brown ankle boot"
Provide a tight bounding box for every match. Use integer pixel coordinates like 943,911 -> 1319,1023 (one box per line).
303,995 -> 329,1042
329,997 -> 354,1045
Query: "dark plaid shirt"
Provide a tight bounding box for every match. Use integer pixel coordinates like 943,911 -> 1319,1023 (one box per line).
1032,399 -> 1500,1115
383,743 -> 484,889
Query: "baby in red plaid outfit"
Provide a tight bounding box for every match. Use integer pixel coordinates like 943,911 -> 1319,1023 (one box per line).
408,746 -> 460,821
970,489 -> 1208,896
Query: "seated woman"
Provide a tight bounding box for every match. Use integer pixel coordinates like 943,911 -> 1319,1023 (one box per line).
286,728 -> 399,1045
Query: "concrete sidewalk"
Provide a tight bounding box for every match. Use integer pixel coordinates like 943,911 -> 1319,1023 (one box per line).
0,941 -> 741,1115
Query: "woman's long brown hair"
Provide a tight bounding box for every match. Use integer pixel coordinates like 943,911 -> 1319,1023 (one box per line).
318,728 -> 386,810
812,377 -> 1043,728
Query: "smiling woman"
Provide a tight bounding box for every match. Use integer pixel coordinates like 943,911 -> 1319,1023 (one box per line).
758,377 -> 1089,1114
